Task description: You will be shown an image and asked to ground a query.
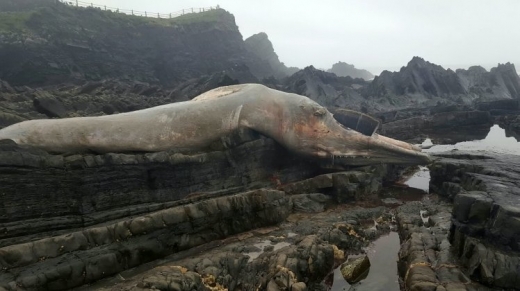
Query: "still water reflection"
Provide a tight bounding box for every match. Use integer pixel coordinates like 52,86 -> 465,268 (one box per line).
329,124 -> 518,291
423,125 -> 520,155
330,232 -> 401,291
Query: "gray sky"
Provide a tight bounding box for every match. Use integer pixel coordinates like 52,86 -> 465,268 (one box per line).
89,0 -> 520,75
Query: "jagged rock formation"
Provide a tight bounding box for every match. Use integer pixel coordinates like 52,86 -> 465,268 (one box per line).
457,63 -> 520,100
244,32 -> 299,78
327,61 -> 374,81
366,57 -> 466,98
0,2 -> 278,87
429,152 -> 520,289
274,59 -> 520,117
281,66 -> 367,110
366,57 -> 520,103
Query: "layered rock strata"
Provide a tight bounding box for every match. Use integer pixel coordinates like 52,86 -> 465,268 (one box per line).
429,152 -> 520,289
83,205 -> 395,291
0,136 -> 390,290
396,199 -> 491,291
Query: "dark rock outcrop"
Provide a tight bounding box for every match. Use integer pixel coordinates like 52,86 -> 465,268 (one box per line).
0,188 -> 291,290
84,205 -> 395,291
244,32 -> 299,78
0,132 -> 396,289
457,63 -> 520,100
396,199 -> 489,291
327,61 -> 374,81
366,57 -> 520,104
281,66 -> 367,110
280,169 -> 384,203
496,114 -> 520,141
381,110 -> 493,142
0,137 -> 319,246
0,74 -> 257,128
366,57 -> 466,98
0,3 -> 275,87
429,152 -> 520,289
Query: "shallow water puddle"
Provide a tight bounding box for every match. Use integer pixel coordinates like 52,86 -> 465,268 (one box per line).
330,232 -> 401,291
402,124 -> 520,195
424,124 -> 520,155
329,124 -> 520,290
403,166 -> 430,192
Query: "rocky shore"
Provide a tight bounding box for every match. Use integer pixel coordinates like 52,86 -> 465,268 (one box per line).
0,134 -> 395,290
430,152 -> 520,289
1,2 -> 520,290
4,132 -> 520,290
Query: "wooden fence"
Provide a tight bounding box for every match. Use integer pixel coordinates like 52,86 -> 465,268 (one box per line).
57,0 -> 219,19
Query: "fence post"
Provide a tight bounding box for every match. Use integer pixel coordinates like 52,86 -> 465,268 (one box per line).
182,9 -> 184,15
104,5 -> 106,10
191,8 -> 193,13
145,11 -> 147,17
91,3 -> 93,7
131,10 -> 133,15
76,0 -> 78,6
169,13 -> 171,18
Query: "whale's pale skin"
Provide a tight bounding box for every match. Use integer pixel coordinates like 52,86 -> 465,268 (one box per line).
0,84 -> 430,166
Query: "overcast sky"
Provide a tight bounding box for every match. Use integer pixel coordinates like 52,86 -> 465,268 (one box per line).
89,0 -> 519,75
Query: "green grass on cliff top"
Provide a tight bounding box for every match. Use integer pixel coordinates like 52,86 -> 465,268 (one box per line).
0,4 -> 229,34
111,8 -> 227,26
0,12 -> 33,32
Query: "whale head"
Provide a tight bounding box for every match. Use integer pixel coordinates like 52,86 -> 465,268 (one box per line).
277,96 -> 431,167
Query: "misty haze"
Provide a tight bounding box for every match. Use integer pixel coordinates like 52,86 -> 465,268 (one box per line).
0,1 -> 519,290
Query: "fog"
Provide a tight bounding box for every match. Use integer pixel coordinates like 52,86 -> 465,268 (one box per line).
91,0 -> 520,75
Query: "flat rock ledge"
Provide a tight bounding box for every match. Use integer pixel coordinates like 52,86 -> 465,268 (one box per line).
0,189 -> 290,290
0,137 -> 390,290
429,152 -> 520,289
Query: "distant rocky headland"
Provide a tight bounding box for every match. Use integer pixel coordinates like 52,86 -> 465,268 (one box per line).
1,1 -> 520,290
327,61 -> 374,81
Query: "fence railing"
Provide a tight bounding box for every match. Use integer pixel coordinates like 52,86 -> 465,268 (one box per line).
57,0 -> 219,19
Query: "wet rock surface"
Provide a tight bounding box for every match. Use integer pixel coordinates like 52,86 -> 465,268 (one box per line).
3,126 -> 520,290
429,151 -> 520,289
81,205 -> 395,291
0,137 -> 321,246
381,110 -> 493,143
340,255 -> 371,284
0,133 -> 393,290
396,197 -> 492,291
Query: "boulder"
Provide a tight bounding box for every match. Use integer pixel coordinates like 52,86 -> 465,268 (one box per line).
340,255 -> 371,284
